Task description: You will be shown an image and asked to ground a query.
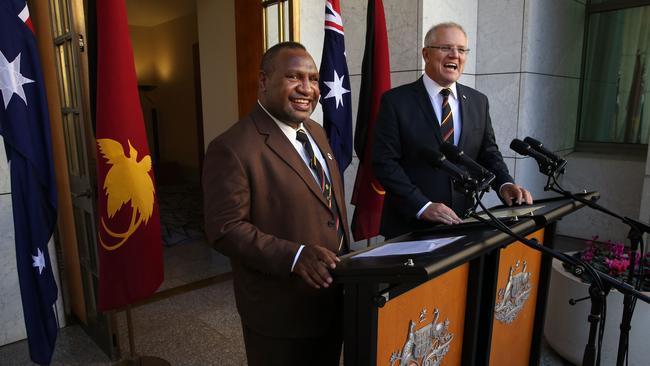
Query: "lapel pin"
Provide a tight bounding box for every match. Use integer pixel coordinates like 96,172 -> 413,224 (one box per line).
327,152 -> 333,160
462,94 -> 467,100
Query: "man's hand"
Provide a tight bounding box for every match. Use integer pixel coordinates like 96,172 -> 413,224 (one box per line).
293,245 -> 341,289
420,202 -> 463,225
499,184 -> 533,206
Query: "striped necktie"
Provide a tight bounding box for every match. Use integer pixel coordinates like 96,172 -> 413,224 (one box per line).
440,88 -> 454,143
295,129 -> 345,252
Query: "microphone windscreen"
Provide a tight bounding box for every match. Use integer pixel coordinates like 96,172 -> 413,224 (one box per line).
510,139 -> 530,155
523,136 -> 543,148
439,142 -> 461,163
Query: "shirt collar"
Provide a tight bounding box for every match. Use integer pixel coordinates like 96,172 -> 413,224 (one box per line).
257,100 -> 305,137
422,73 -> 458,100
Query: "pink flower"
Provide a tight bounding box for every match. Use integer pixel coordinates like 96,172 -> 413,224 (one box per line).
611,242 -> 625,257
605,258 -> 629,275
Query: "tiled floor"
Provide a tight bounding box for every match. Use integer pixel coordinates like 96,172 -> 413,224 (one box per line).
0,278 -> 572,366
0,236 -> 584,366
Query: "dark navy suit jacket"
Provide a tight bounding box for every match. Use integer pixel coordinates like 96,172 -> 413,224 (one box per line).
372,77 -> 513,238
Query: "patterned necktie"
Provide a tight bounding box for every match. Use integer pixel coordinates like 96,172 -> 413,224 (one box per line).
295,129 -> 345,252
440,88 -> 454,143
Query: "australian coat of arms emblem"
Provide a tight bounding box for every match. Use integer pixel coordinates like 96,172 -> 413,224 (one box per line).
494,260 -> 532,324
389,308 -> 453,366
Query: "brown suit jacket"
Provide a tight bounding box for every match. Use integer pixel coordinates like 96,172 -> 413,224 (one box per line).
202,104 -> 350,338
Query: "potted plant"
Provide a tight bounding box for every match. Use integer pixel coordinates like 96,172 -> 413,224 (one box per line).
544,237 -> 650,366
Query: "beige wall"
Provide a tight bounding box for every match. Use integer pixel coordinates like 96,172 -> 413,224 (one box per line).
129,14 -> 200,183
197,0 -> 239,148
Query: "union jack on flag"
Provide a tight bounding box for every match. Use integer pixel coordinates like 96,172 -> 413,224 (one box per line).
319,0 -> 352,179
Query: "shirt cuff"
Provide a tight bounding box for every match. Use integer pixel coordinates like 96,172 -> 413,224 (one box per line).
499,182 -> 514,196
416,202 -> 433,219
291,244 -> 305,272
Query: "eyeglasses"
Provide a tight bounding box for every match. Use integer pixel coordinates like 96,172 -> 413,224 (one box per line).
426,45 -> 470,55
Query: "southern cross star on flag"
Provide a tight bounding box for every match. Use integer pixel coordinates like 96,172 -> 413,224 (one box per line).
0,0 -> 59,363
319,0 -> 352,179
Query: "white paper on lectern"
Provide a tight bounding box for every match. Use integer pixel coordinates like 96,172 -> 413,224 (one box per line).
352,235 -> 465,258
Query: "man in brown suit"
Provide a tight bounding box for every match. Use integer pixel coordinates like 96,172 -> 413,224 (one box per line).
202,42 -> 349,366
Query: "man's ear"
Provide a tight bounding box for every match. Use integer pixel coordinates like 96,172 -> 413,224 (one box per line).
258,71 -> 267,93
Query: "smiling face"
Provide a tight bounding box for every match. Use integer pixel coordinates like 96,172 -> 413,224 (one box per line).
258,48 -> 320,127
423,26 -> 467,87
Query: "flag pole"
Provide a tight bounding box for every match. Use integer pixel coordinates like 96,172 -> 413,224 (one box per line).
113,306 -> 170,366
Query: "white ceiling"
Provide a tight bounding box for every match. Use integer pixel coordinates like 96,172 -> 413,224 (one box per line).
125,0 -> 196,27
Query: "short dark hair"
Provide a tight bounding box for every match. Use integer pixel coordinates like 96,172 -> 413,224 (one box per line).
260,41 -> 307,74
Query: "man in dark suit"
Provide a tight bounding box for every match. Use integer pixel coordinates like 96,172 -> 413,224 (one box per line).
373,22 -> 532,239
202,42 -> 349,366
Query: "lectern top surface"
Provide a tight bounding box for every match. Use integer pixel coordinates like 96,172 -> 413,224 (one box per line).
334,192 -> 599,284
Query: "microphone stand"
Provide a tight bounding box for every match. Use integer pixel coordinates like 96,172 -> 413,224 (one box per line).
543,175 -> 649,366
466,195 -> 650,366
446,160 -> 649,364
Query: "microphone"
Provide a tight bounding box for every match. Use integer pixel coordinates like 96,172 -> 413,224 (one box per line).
421,149 -> 475,185
523,137 -> 567,172
440,143 -> 496,188
510,139 -> 557,175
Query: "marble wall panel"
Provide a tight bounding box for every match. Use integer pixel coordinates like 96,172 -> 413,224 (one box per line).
340,0 -> 366,75
300,0 -> 326,66
476,73 -> 521,158
512,156 -> 560,201
390,71 -> 419,89
458,73 -> 475,89
383,0 -> 419,72
339,0 -> 420,76
640,148 -> 650,223
0,136 -> 9,194
480,157 -> 517,208
421,0 -> 478,75
518,73 -> 579,152
343,157 -> 359,225
476,0 -> 525,74
522,0 -> 585,77
349,74 -> 362,141
639,175 -> 650,225
556,153 -> 645,240
0,195 -> 25,346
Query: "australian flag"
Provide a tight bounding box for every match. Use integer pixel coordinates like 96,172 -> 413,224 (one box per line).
320,0 -> 352,179
0,1 -> 59,364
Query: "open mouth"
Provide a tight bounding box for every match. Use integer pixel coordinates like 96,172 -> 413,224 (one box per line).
290,98 -> 312,111
444,63 -> 458,71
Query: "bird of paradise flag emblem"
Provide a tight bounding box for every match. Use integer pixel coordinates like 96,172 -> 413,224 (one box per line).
97,138 -> 155,251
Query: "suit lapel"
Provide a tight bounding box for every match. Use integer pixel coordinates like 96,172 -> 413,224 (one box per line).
457,83 -> 471,149
414,77 -> 443,144
251,106 -> 330,208
305,122 -> 348,233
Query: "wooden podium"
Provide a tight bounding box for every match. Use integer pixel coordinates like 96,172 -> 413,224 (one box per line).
335,193 -> 597,366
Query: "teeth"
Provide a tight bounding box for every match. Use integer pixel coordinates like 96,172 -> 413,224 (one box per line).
292,98 -> 309,104
444,63 -> 457,70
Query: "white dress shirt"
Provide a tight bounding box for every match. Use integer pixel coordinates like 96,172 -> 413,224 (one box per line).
422,73 -> 462,146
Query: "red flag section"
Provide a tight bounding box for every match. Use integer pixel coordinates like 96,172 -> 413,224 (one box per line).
95,0 -> 163,311
351,0 -> 391,241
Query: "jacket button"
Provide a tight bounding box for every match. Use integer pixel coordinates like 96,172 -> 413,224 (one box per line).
327,220 -> 335,227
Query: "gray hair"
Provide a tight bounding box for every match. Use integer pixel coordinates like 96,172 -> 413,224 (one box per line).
423,22 -> 467,47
